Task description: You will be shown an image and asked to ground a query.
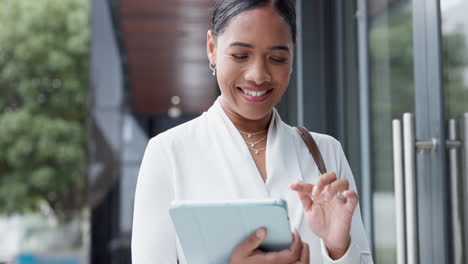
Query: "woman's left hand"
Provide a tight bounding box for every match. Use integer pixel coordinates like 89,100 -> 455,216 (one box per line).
289,172 -> 358,260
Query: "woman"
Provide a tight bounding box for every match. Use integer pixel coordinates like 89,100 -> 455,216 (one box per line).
132,0 -> 373,263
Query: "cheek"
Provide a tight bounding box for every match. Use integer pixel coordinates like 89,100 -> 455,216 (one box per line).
273,66 -> 292,87
217,61 -> 241,87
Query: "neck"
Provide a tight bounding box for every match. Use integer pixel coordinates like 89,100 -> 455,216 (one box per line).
220,98 -> 272,133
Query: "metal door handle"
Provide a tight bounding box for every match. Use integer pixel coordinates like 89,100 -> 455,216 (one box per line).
448,119 -> 463,264
403,113 -> 418,264
393,113 -> 468,264
462,113 -> 468,264
392,119 -> 406,264
392,113 -> 418,264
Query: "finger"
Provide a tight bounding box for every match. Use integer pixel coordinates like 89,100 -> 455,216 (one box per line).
288,228 -> 303,254
290,229 -> 304,260
289,182 -> 314,210
312,172 -> 337,197
265,229 -> 303,263
232,227 -> 267,257
289,182 -> 314,194
344,190 -> 359,212
297,191 -> 313,211
298,242 -> 309,263
325,179 -> 349,202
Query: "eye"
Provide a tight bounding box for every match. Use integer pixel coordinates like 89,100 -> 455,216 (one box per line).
270,57 -> 287,63
231,54 -> 248,60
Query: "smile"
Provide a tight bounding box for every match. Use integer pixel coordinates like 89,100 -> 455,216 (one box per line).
237,87 -> 273,103
240,88 -> 269,97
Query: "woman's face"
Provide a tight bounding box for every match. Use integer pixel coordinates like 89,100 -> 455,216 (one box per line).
207,6 -> 294,121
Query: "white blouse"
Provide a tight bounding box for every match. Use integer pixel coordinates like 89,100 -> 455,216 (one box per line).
131,96 -> 373,263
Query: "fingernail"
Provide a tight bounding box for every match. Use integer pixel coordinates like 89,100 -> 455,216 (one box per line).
324,191 -> 333,201
256,228 -> 266,238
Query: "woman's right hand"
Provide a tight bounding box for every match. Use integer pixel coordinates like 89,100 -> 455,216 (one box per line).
229,227 -> 309,264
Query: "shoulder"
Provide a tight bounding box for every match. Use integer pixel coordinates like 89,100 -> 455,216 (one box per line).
140,114 -> 208,179
285,125 -> 355,182
286,125 -> 345,171
307,131 -> 352,180
285,125 -> 342,153
309,131 -> 342,152
147,112 -> 208,150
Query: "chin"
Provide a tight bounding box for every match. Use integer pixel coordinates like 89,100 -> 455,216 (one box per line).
238,106 -> 272,121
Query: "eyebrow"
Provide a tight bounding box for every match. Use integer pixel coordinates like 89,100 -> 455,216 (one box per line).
229,42 -> 290,52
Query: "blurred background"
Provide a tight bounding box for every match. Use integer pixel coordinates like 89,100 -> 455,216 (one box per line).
0,0 -> 467,264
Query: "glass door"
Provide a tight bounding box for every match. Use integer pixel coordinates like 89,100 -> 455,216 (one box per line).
365,0 -> 415,262
441,0 -> 468,263
389,0 -> 468,264
362,0 -> 468,263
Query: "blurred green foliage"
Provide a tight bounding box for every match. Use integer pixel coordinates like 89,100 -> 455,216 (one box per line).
0,0 -> 89,219
443,29 -> 468,118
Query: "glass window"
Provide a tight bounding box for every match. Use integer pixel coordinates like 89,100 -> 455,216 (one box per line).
368,0 -> 414,262
441,0 -> 468,119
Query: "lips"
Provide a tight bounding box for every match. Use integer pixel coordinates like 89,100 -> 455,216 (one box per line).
237,87 -> 273,103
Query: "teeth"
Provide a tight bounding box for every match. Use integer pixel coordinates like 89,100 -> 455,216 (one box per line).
241,89 -> 268,97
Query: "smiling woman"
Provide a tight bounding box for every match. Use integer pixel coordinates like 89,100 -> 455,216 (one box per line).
207,1 -> 295,121
131,0 -> 373,263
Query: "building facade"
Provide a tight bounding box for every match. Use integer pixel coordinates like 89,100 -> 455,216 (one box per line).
90,0 -> 468,263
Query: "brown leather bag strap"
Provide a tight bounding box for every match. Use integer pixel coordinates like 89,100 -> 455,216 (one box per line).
295,126 -> 327,174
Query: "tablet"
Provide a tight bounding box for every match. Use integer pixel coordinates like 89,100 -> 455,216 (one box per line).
169,199 -> 293,264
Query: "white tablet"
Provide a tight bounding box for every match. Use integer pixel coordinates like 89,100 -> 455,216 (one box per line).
169,199 -> 293,264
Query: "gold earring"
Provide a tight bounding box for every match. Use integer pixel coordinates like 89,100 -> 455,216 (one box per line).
209,62 -> 216,76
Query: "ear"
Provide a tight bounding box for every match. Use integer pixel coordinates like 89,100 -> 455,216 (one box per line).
206,30 -> 216,65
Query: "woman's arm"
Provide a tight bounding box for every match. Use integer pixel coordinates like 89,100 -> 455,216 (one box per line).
290,137 -> 374,263
131,136 -> 178,263
320,139 -> 373,263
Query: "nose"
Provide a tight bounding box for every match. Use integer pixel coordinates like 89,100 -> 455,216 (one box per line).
244,59 -> 272,85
